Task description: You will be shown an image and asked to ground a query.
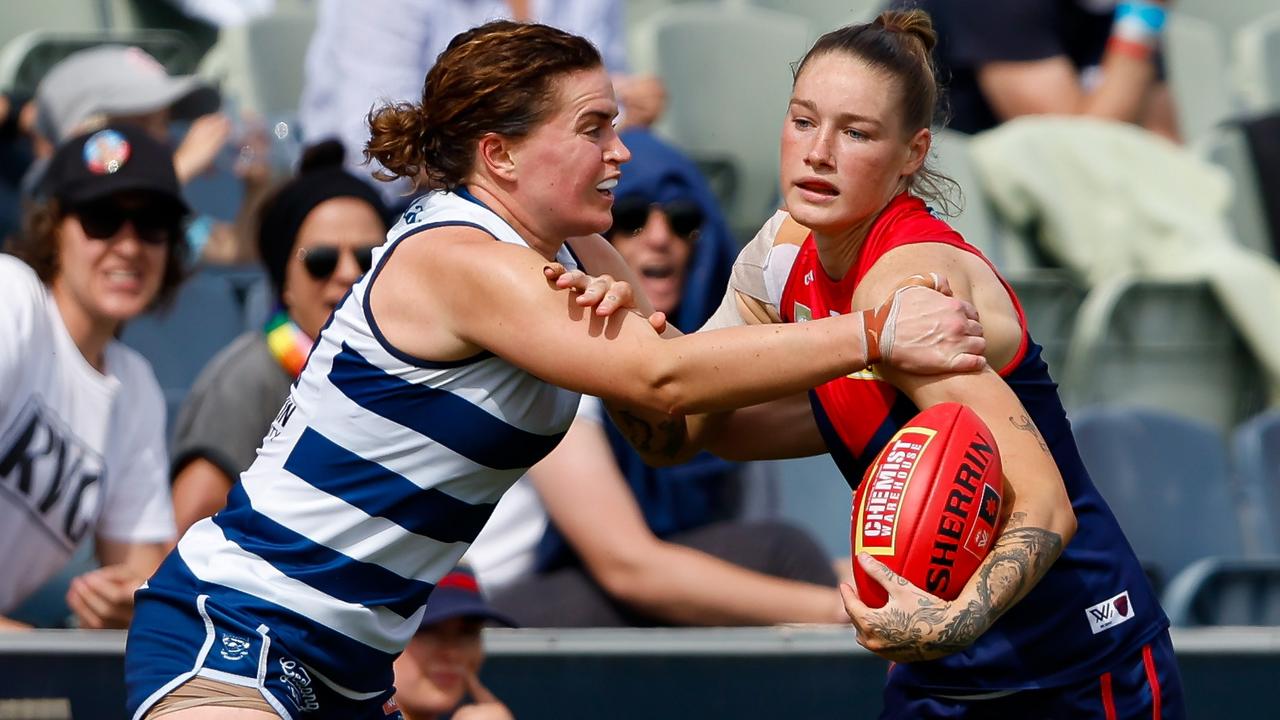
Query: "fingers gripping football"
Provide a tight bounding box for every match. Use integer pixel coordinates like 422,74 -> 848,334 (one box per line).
861,275 -> 987,374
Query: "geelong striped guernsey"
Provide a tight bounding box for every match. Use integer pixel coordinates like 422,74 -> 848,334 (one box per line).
158,189 -> 582,696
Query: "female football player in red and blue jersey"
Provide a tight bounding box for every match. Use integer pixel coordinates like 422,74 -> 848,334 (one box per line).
599,9 -> 1184,719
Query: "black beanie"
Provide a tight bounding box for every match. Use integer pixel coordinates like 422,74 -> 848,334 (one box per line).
257,141 -> 389,302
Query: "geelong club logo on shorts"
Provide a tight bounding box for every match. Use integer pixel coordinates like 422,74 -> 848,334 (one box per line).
1085,590 -> 1135,634
219,633 -> 251,661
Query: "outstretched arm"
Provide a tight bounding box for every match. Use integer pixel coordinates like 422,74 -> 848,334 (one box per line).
370,228 -> 984,418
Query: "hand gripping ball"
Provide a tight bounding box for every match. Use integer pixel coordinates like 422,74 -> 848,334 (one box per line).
851,403 -> 1004,608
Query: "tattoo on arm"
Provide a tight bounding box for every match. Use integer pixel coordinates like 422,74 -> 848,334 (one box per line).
1010,414 -> 1050,454
612,408 -> 686,459
860,511 -> 1064,661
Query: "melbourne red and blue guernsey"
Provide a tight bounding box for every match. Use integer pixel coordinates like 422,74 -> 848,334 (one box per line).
779,194 -> 1167,691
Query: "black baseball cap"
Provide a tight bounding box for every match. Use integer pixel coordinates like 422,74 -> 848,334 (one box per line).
40,124 -> 190,213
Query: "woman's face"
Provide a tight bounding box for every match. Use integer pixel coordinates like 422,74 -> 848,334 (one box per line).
779,52 -> 929,237
608,204 -> 699,315
282,196 -> 386,339
507,67 -> 631,240
52,192 -> 176,329
392,617 -> 485,717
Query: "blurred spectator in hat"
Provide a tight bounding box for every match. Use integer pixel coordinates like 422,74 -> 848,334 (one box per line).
168,140 -> 390,533
393,565 -> 516,720
21,44 -> 271,263
32,45 -> 224,185
0,124 -> 185,630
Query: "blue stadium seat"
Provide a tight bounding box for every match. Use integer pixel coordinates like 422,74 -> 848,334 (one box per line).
120,264 -> 261,437
1163,556 -> 1280,626
1232,409 -> 1280,555
1006,269 -> 1086,377
1070,406 -> 1245,593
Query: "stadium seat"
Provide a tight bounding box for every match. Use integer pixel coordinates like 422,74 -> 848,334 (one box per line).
631,3 -> 814,240
0,1 -> 104,55
1059,276 -> 1268,432
120,264 -> 259,437
1071,406 -> 1246,593
749,0 -> 880,38
0,29 -> 200,96
1234,10 -> 1280,114
1005,269 -> 1085,378
196,9 -> 317,117
1193,123 -> 1273,258
1176,0 -> 1280,38
1165,11 -> 1237,142
1232,409 -> 1280,555
1163,556 -> 1280,626
930,128 -> 1038,274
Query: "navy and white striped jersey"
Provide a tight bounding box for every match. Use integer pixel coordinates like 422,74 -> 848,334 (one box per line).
152,189 -> 581,695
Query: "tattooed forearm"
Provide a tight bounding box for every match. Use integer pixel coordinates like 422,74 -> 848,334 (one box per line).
610,408 -> 686,459
857,512 -> 1064,661
1010,414 -> 1050,454
928,511 -> 1062,652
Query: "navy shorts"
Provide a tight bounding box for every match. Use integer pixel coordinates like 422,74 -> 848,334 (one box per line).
125,588 -> 401,720
880,630 -> 1185,719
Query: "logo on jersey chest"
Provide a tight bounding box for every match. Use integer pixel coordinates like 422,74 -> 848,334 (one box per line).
0,399 -> 105,549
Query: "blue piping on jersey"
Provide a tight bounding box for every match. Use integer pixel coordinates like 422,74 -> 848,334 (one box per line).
213,485 -> 435,619
283,426 -> 497,542
361,220 -> 496,369
329,342 -> 565,470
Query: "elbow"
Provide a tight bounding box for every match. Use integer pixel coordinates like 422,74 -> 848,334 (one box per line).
632,360 -> 696,416
1057,502 -> 1078,547
590,545 -> 665,607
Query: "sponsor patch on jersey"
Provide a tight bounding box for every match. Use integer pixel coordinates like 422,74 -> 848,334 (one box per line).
793,302 -> 812,322
1085,590 -> 1135,634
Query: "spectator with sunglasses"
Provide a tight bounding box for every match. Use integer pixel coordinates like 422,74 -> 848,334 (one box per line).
466,129 -> 846,627
0,125 -> 184,630
167,141 -> 390,534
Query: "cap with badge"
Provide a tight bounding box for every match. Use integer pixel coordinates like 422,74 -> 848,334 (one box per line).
418,565 -> 517,630
35,45 -> 220,143
41,124 -> 189,214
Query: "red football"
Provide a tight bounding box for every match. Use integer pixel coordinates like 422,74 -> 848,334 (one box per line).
851,402 -> 1004,609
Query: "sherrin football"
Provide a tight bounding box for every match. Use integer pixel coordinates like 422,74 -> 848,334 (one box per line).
851,402 -> 1004,609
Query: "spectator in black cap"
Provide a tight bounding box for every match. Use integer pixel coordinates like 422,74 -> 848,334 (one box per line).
393,565 -> 516,720
0,124 -> 186,630
168,141 -> 389,534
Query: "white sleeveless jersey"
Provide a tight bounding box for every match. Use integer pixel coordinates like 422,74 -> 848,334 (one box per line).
164,190 -> 581,695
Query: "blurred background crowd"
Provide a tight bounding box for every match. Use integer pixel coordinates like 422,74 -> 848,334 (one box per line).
2,0 -> 1280,714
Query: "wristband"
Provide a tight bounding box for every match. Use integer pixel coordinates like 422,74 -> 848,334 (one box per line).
1112,1 -> 1166,48
1106,36 -> 1154,61
860,302 -> 894,367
